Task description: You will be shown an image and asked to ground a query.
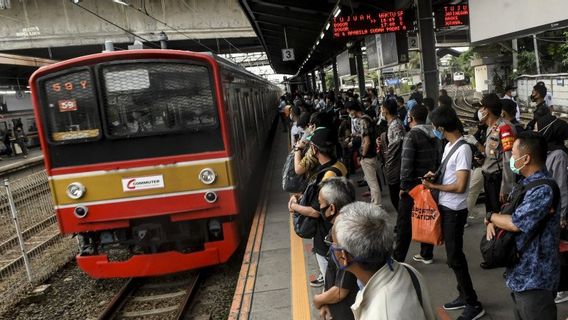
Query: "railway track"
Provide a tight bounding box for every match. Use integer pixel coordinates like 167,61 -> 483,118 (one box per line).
98,271 -> 202,320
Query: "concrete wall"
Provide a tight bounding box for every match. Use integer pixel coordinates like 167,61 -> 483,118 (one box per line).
0,0 -> 255,50
517,74 -> 568,111
2,92 -> 32,112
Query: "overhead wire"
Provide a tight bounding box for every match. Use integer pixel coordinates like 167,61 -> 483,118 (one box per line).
71,1 -> 162,49
125,1 -> 217,53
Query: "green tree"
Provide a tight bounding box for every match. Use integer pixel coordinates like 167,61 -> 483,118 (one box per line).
517,51 -> 537,75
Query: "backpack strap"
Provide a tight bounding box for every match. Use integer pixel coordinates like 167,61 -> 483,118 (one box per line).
403,264 -> 423,309
314,162 -> 344,182
516,179 -> 560,256
434,139 -> 467,184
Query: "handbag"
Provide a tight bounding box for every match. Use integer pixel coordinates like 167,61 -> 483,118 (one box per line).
282,151 -> 308,193
293,165 -> 342,239
409,184 -> 443,245
479,179 -> 560,268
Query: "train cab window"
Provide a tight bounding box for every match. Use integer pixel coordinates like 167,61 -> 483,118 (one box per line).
41,69 -> 101,144
100,62 -> 217,138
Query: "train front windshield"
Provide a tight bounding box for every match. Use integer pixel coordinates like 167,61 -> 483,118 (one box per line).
37,60 -> 224,168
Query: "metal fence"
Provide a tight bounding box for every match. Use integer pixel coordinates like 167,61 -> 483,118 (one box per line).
0,170 -> 77,312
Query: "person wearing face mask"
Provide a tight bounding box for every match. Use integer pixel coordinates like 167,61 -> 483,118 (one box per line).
331,201 -> 436,320
478,94 -> 517,262
394,104 -> 441,264
345,100 -> 382,206
526,83 -> 551,131
503,85 -> 521,122
535,114 -> 568,305
289,127 -> 348,288
313,177 -> 358,320
485,131 -> 561,319
421,106 -> 486,320
378,99 -> 405,210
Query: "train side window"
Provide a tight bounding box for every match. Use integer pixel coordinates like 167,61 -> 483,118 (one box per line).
40,68 -> 101,144
99,62 -> 218,138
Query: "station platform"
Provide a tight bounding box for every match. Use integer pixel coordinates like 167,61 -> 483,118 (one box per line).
0,149 -> 43,177
231,127 -> 568,320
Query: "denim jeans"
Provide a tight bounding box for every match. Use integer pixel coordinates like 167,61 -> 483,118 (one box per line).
438,205 -> 480,306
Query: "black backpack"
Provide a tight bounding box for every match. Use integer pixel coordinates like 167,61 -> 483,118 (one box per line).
282,151 -> 308,193
479,179 -> 560,268
293,165 -> 342,239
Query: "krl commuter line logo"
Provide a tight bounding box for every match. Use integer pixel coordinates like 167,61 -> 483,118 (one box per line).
121,175 -> 164,192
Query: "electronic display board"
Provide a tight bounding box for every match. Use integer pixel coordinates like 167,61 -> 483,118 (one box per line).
333,10 -> 412,39
435,4 -> 469,29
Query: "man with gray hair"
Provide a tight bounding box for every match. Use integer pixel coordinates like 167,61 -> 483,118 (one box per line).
331,202 -> 435,320
313,177 -> 358,320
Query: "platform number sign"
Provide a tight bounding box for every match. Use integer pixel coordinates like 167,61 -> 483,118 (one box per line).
408,36 -> 419,50
282,48 -> 295,61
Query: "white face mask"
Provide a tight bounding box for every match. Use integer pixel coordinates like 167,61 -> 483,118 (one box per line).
477,109 -> 488,122
510,91 -> 516,97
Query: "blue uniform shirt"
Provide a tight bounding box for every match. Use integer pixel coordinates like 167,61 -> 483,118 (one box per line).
506,170 -> 560,292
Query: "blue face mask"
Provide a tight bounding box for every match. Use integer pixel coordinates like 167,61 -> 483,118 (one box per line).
329,244 -> 351,271
432,128 -> 444,140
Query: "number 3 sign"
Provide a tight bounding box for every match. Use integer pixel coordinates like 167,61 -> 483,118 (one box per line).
282,48 -> 295,61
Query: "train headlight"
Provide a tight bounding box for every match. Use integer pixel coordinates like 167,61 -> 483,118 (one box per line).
198,168 -> 217,185
66,182 -> 86,200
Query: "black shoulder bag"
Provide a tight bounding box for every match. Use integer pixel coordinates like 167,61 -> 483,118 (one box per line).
479,179 -> 560,268
293,165 -> 342,239
430,140 -> 467,202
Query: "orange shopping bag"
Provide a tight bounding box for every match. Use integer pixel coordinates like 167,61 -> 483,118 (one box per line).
409,184 -> 443,245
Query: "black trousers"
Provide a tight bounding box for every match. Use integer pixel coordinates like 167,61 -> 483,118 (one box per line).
482,171 -> 502,214
438,205 -> 480,306
388,183 -> 400,211
511,290 -> 556,320
393,192 -> 434,261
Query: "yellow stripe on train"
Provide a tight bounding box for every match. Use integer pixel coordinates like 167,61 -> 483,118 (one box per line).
50,159 -> 234,206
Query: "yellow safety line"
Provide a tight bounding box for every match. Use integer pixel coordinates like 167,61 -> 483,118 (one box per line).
289,216 -> 311,320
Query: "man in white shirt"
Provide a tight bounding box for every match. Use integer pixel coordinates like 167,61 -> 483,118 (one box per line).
422,106 -> 485,320
331,201 -> 436,320
503,85 -> 521,122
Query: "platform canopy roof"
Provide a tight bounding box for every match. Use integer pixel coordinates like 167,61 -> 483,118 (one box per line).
238,0 -> 469,75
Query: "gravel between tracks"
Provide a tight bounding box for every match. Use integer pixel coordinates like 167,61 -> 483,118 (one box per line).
0,260 -> 127,320
188,247 -> 243,320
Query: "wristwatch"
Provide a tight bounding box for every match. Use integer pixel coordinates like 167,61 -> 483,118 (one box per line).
485,212 -> 493,223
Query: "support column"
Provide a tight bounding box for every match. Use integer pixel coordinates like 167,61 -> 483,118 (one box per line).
416,0 -> 439,102
319,68 -> 327,93
533,34 -> 541,74
512,39 -> 518,73
311,71 -> 317,93
303,73 -> 310,92
354,43 -> 366,96
332,57 -> 340,96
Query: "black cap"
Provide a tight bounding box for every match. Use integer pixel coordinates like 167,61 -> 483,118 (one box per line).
504,85 -> 517,92
308,127 -> 336,150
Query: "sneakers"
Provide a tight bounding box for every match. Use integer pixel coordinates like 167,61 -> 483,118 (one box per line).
457,304 -> 485,320
412,254 -> 433,265
443,297 -> 466,310
309,274 -> 324,287
555,291 -> 568,304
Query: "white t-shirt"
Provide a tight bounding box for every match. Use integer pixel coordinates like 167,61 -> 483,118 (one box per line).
438,138 -> 472,211
290,123 -> 304,146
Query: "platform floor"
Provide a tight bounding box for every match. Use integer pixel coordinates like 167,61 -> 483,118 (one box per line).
245,127 -> 568,320
0,148 -> 42,176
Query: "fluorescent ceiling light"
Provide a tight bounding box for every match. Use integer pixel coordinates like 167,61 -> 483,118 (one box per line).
112,0 -> 128,6
325,22 -> 330,30
320,32 -> 325,39
333,7 -> 341,18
